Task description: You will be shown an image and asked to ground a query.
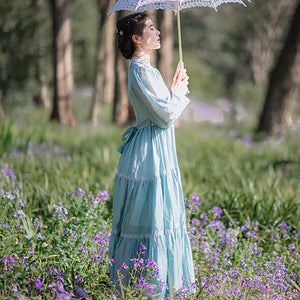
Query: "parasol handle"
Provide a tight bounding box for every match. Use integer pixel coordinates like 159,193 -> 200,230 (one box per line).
176,1 -> 183,63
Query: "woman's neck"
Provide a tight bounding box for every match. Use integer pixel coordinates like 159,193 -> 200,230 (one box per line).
133,50 -> 151,65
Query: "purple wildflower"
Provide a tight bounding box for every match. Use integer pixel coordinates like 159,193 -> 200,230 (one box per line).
212,207 -> 222,218
136,277 -> 155,294
75,286 -> 89,298
130,257 -> 144,268
138,243 -> 147,252
74,188 -> 85,196
280,222 -> 289,231
12,283 -> 20,295
50,203 -> 68,220
16,199 -> 25,207
98,190 -> 109,200
8,255 -> 16,265
35,278 -> 43,291
108,257 -> 115,266
241,220 -> 250,231
118,263 -> 129,270
74,275 -> 84,284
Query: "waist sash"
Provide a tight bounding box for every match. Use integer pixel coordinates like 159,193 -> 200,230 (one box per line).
117,120 -> 154,154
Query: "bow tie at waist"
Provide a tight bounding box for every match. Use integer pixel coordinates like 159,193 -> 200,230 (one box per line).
117,120 -> 154,154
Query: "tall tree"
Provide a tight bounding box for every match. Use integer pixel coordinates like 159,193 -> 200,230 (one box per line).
103,13 -> 116,105
50,0 -> 75,125
245,0 -> 296,86
32,0 -> 51,109
0,100 -> 4,120
257,0 -> 300,133
0,1 -> 48,116
156,11 -> 174,87
112,12 -> 135,126
90,0 -> 111,126
113,37 -> 131,126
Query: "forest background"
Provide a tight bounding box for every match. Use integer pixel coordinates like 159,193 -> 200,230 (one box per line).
0,0 -> 299,131
0,0 -> 300,299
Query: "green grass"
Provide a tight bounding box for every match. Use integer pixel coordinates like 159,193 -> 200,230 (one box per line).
1,107 -> 299,227
177,122 -> 300,229
0,105 -> 299,299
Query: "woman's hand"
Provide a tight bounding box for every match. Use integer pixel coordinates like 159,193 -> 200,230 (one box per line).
170,61 -> 189,95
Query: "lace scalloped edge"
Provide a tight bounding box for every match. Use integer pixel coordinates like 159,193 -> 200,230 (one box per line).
109,0 -> 249,14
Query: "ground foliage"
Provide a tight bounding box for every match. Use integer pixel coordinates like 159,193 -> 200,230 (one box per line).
0,111 -> 299,299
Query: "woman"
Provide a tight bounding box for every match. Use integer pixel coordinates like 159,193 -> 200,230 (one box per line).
108,13 -> 195,297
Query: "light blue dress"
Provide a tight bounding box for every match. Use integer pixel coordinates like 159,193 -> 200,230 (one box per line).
108,56 -> 195,298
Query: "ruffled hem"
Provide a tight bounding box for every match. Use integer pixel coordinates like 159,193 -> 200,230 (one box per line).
109,225 -> 195,299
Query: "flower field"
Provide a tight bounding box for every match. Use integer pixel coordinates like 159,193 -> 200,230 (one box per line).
0,118 -> 299,299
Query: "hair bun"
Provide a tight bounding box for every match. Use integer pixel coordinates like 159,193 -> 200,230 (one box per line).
116,13 -> 149,59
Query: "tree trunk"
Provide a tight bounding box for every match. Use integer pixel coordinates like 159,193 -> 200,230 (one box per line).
33,74 -> 51,109
157,11 -> 179,126
0,85 -> 8,121
50,0 -> 75,126
249,0 -> 295,86
257,0 -> 300,133
156,10 -> 174,87
113,11 -> 134,127
89,0 -> 111,126
0,96 -> 5,120
103,13 -> 116,105
90,30 -> 106,126
113,40 -> 131,126
32,0 -> 51,109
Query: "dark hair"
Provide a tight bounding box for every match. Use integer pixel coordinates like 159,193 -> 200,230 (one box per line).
117,13 -> 149,59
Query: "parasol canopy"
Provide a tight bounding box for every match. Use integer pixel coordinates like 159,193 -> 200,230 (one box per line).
109,0 -> 248,61
109,0 -> 246,13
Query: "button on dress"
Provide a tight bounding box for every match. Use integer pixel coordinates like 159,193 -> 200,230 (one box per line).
108,56 -> 195,297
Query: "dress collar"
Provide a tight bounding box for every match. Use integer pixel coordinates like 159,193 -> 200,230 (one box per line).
132,56 -> 152,67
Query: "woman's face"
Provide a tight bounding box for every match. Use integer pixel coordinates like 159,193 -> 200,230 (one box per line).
137,18 -> 161,51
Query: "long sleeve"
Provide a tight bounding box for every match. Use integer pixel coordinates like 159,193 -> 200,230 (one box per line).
129,65 -> 190,128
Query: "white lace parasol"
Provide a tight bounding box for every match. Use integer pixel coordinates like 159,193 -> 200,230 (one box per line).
109,0 -> 246,13
109,0 -> 248,61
